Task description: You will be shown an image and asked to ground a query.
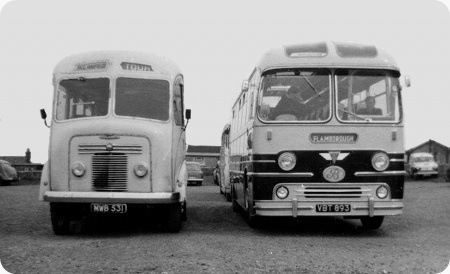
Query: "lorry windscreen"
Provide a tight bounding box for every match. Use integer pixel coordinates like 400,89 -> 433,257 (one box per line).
115,77 -> 170,121
56,78 -> 110,121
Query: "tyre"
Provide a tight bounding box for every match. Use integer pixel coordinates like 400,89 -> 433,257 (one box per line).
225,192 -> 231,202
360,216 -> 384,230
50,203 -> 72,235
231,186 -> 239,212
0,180 -> 12,186
244,188 -> 259,228
181,201 -> 187,222
166,203 -> 182,233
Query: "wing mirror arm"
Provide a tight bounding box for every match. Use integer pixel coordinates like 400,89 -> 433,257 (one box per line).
40,109 -> 50,128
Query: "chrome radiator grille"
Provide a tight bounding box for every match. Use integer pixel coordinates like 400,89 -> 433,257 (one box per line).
303,186 -> 362,199
92,154 -> 128,192
79,144 -> 142,154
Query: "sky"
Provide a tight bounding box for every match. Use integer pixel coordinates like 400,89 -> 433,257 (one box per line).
0,0 -> 450,164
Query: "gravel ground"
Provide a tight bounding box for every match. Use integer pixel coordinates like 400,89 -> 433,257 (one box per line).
0,178 -> 449,273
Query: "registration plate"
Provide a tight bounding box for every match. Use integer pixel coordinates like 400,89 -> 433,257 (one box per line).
316,204 -> 351,213
91,203 -> 127,214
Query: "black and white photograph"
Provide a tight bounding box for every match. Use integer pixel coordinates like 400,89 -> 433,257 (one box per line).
0,0 -> 449,273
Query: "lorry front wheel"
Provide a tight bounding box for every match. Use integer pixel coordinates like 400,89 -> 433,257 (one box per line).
50,203 -> 72,235
166,203 -> 182,233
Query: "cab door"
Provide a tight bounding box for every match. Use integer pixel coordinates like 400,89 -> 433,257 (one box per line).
172,76 -> 186,187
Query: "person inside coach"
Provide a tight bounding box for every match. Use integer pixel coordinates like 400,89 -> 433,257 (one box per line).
357,96 -> 382,115
270,86 -> 306,120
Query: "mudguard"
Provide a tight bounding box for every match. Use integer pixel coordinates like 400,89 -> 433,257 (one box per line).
38,161 -> 50,201
175,160 -> 187,202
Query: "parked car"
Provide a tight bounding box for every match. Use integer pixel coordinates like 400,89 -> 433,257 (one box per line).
187,162 -> 204,186
0,160 -> 18,186
407,152 -> 439,180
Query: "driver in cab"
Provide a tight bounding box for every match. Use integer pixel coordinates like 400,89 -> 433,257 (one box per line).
270,86 -> 305,120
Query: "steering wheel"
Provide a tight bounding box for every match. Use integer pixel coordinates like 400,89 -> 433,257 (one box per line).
273,108 -> 299,121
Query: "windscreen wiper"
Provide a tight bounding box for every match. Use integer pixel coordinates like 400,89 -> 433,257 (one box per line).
301,75 -> 320,97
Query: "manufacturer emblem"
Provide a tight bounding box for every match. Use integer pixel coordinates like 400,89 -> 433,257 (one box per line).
106,143 -> 114,151
319,151 -> 349,164
100,134 -> 120,140
323,166 -> 346,182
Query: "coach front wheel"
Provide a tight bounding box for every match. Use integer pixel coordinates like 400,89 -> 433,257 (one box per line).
360,216 -> 384,230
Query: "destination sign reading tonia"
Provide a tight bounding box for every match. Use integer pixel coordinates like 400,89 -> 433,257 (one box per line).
310,133 -> 358,144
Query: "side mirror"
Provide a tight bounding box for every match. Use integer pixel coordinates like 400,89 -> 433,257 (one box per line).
404,75 -> 411,87
185,109 -> 191,120
40,109 -> 47,120
241,80 -> 249,92
40,109 -> 50,128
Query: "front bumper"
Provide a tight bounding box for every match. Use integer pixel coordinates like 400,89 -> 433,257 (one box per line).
415,170 -> 438,176
188,178 -> 203,183
254,182 -> 403,217
43,191 -> 180,204
254,199 -> 403,217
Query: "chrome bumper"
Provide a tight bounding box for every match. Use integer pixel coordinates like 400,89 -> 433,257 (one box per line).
254,199 -> 403,217
416,170 -> 438,176
187,178 -> 203,182
43,191 -> 180,204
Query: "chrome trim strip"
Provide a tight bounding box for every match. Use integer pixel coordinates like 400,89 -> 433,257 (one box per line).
354,171 -> 407,177
230,170 -> 314,177
389,158 -> 405,162
44,191 -> 180,204
230,160 -> 276,164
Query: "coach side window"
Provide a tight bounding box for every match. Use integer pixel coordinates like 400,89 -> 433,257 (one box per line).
173,80 -> 184,126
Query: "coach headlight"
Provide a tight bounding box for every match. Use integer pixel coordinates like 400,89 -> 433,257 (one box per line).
278,152 -> 296,171
276,186 -> 289,199
376,186 -> 389,199
72,162 -> 86,177
134,163 -> 148,177
371,152 -> 389,171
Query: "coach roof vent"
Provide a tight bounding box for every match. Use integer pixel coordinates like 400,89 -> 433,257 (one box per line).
334,42 -> 378,58
284,42 -> 328,58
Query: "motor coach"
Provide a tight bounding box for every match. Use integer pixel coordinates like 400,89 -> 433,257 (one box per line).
39,51 -> 190,234
229,42 -> 410,229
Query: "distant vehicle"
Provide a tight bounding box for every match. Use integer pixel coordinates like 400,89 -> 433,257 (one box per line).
0,160 -> 18,185
187,162 -> 204,186
408,152 -> 439,180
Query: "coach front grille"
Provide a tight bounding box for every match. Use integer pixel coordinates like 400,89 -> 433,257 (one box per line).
92,153 -> 128,192
303,186 -> 362,198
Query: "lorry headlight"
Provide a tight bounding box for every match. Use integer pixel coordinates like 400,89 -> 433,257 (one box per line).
376,186 -> 388,199
134,163 -> 148,177
278,152 -> 296,171
276,186 -> 289,199
372,153 -> 389,171
72,162 -> 86,177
